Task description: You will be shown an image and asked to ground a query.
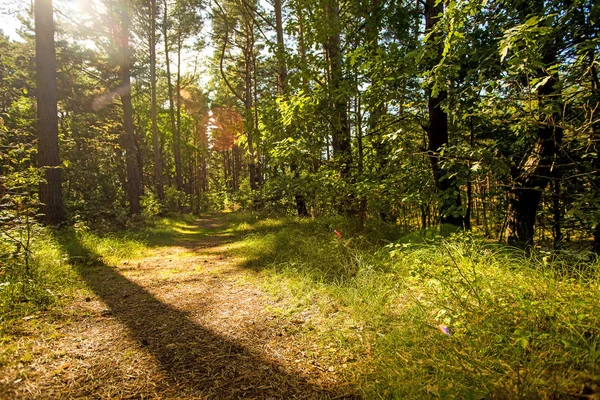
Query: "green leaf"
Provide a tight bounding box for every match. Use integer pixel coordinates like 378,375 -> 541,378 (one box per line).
500,45 -> 509,63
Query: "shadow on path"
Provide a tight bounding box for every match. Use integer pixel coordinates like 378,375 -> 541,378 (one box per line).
56,227 -> 356,399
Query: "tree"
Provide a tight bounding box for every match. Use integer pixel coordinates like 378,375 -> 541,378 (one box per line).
423,0 -> 464,228
500,5 -> 564,248
117,0 -> 142,215
322,0 -> 353,214
35,0 -> 64,224
149,0 -> 164,202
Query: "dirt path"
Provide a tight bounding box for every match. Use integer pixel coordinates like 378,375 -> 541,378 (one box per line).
1,215 -> 358,399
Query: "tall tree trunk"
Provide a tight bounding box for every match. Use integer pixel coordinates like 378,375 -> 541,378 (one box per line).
590,57 -> 600,254
163,0 -> 182,192
323,0 -> 353,213
424,0 -> 464,228
275,0 -> 307,215
150,0 -> 164,202
366,0 -> 388,220
252,49 -> 263,187
503,48 -> 563,248
465,117 -> 474,230
175,29 -> 184,192
243,13 -> 257,190
118,0 -> 141,216
35,0 -> 64,225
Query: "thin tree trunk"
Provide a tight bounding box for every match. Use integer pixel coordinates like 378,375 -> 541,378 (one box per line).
465,116 -> 474,230
150,0 -> 164,202
35,0 -> 64,224
243,15 -> 257,190
356,90 -> 367,229
424,0 -> 463,228
176,29 -> 185,193
276,0 -> 306,215
163,0 -> 182,192
118,0 -> 141,215
252,50 -> 263,187
323,0 -> 353,213
590,56 -> 600,254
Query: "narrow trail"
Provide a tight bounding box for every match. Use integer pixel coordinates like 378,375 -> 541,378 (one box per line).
1,215 -> 358,399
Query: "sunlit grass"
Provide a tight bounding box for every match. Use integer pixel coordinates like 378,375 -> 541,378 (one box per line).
0,214 -> 200,324
2,212 -> 598,398
224,212 -> 600,399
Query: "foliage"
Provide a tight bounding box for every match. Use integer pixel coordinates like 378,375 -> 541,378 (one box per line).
225,212 -> 600,398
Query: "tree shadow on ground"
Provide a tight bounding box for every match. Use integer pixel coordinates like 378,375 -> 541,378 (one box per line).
55,231 -> 357,399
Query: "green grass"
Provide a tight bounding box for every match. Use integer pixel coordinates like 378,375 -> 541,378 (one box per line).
0,214 -> 193,325
2,212 -> 599,398
223,212 -> 600,399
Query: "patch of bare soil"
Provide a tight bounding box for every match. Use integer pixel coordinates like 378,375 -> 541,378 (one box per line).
0,215 -> 359,399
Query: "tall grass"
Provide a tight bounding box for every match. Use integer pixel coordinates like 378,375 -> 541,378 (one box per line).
226,213 -> 600,399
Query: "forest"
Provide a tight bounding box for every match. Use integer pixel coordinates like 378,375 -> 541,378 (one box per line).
0,0 -> 599,398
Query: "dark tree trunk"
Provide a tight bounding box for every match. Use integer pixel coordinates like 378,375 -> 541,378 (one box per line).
149,0 -> 164,202
465,117 -> 474,230
35,0 -> 64,225
424,0 -> 464,228
243,15 -> 257,191
503,48 -> 563,248
118,0 -> 141,216
590,58 -> 600,254
324,0 -> 353,213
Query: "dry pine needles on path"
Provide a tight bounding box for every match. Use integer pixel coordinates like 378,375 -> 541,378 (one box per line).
0,215 -> 358,399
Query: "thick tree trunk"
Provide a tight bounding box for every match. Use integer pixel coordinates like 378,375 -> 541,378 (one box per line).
118,1 -> 141,216
35,0 -> 64,225
150,0 -> 163,202
424,0 -> 464,228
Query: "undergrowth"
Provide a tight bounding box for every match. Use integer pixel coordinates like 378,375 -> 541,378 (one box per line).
225,212 -> 600,399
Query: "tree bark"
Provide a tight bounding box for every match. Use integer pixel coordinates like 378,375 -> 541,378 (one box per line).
323,0 -> 353,213
243,10 -> 257,190
275,0 -> 307,215
163,0 -> 183,192
503,48 -> 563,248
590,58 -> 600,254
424,0 -> 464,228
175,29 -> 185,193
150,0 -> 163,202
35,0 -> 65,225
118,0 -> 142,216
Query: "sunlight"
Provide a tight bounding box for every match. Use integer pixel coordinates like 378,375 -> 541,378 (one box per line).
65,0 -> 90,15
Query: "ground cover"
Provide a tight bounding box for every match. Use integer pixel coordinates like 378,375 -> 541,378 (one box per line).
1,213 -> 598,399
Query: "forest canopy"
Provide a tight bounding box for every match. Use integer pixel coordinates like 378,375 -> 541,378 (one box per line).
0,0 -> 599,247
